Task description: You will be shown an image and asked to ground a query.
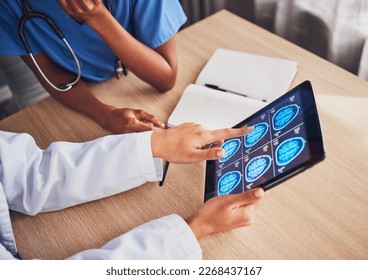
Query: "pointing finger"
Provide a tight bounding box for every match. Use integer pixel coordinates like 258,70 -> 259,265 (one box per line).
206,127 -> 253,144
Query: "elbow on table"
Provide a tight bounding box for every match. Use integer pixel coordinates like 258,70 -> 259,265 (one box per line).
153,69 -> 177,93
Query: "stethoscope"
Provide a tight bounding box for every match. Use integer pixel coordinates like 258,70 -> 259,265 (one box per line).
18,0 -> 127,92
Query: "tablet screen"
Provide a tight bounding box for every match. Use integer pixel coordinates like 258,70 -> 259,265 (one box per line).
204,81 -> 325,201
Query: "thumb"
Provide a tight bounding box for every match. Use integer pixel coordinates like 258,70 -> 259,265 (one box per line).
231,188 -> 265,207
196,147 -> 225,161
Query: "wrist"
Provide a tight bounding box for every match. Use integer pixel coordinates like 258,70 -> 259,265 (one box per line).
186,214 -> 209,241
85,5 -> 113,31
151,130 -> 165,159
94,103 -> 116,130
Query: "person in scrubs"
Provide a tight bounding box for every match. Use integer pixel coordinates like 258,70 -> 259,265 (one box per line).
0,0 -> 187,133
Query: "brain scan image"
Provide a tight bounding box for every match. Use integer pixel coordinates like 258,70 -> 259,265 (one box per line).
218,171 -> 242,195
276,137 -> 306,166
272,104 -> 300,131
244,122 -> 269,148
219,139 -> 241,163
245,155 -> 272,182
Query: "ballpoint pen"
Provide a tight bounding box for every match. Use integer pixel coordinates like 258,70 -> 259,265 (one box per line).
205,83 -> 267,102
159,123 -> 173,187
159,160 -> 170,187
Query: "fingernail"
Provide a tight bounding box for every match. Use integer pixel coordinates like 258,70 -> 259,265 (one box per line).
254,188 -> 264,198
217,149 -> 225,158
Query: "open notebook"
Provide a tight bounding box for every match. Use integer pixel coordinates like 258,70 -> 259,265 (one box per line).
168,48 -> 298,129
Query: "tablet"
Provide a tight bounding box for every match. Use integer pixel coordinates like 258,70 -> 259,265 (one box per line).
204,81 -> 325,201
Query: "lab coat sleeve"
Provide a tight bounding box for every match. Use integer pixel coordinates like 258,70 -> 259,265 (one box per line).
0,244 -> 17,260
0,130 -> 162,215
67,214 -> 202,260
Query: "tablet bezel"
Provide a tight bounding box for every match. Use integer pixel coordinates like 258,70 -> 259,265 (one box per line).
204,80 -> 325,201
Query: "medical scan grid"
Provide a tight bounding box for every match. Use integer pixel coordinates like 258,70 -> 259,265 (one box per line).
215,89 -> 311,196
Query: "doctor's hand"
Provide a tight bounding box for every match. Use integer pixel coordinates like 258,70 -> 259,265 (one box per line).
57,0 -> 107,24
102,107 -> 165,134
186,188 -> 266,240
151,123 -> 253,163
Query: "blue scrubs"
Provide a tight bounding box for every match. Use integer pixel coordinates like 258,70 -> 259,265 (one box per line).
0,0 -> 187,83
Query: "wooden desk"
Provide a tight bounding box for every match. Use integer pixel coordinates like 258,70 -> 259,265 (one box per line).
1,10 -> 367,260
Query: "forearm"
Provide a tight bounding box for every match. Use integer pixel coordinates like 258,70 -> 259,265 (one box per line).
85,7 -> 177,92
0,130 -> 161,215
21,55 -> 113,128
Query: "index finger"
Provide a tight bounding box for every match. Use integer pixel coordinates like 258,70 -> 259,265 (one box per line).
206,126 -> 253,143
136,110 -> 165,129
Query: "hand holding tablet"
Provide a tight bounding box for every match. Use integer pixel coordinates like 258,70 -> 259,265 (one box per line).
205,81 -> 325,201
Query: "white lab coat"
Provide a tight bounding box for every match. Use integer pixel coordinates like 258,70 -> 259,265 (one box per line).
0,131 -> 202,260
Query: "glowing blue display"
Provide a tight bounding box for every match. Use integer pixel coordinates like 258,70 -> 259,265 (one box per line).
218,171 -> 242,195
276,137 -> 305,166
219,139 -> 241,163
245,155 -> 272,182
244,122 -> 269,148
272,104 -> 300,130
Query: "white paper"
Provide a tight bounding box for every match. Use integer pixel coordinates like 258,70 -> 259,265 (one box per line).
195,48 -> 297,102
168,48 -> 297,130
168,84 -> 265,130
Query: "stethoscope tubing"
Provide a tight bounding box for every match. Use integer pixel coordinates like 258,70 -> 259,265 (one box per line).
18,1 -> 81,92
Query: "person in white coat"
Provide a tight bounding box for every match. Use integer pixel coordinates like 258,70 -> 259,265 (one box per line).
0,123 -> 265,260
